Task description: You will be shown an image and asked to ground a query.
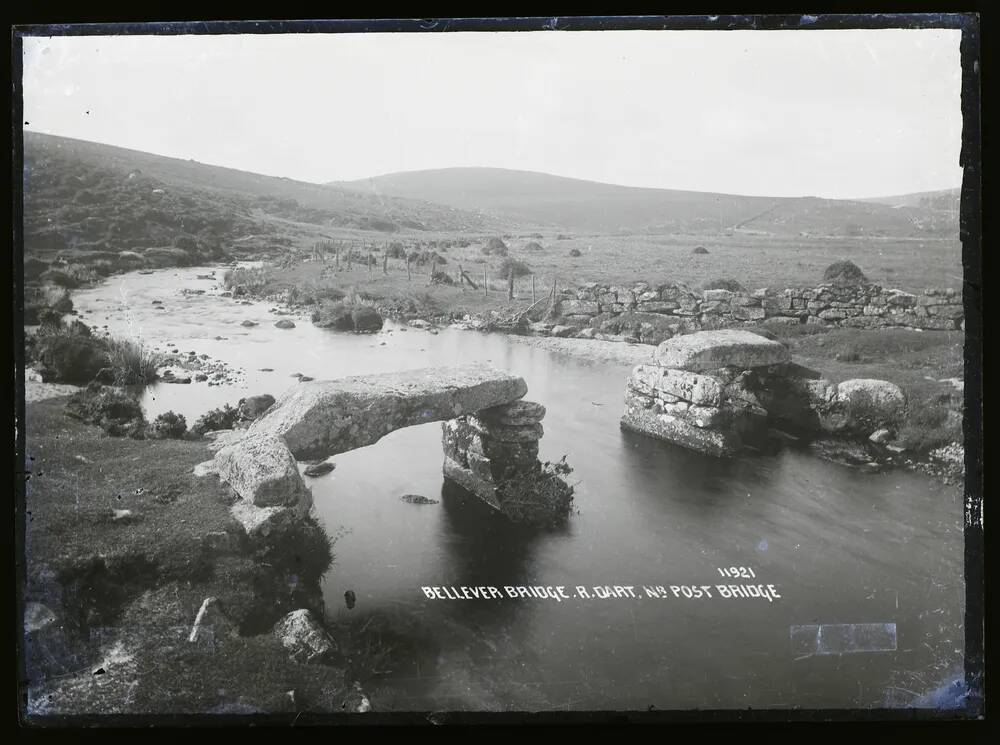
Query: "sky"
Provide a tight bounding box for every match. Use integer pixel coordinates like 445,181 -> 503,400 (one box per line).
21,29 -> 963,199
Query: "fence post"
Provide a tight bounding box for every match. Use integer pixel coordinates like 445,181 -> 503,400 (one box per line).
383,249 -> 388,276
429,257 -> 437,285
458,263 -> 465,291
406,254 -> 411,281
531,274 -> 536,304
507,268 -> 514,300
484,266 -> 488,298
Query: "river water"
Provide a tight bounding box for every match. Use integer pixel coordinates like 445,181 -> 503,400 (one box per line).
71,267 -> 966,712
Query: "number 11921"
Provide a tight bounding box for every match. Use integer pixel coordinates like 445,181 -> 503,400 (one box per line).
717,566 -> 756,579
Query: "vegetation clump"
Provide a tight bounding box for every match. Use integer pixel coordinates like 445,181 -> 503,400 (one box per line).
702,278 -> 746,293
524,241 -> 544,252
104,336 -> 161,386
65,385 -> 147,438
568,248 -> 582,257
148,411 -> 188,439
692,246 -> 709,255
822,260 -> 868,286
482,237 -> 508,256
191,404 -> 240,436
493,257 -> 533,280
496,456 -> 575,528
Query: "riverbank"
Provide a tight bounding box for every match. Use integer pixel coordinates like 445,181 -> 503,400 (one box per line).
21,396 -> 370,717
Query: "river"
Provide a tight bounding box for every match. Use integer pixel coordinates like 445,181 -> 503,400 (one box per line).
70,266 -> 966,712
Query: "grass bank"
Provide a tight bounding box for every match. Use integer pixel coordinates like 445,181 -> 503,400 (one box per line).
21,397 -> 364,717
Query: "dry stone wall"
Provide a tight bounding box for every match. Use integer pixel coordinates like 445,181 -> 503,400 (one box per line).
550,282 -> 963,345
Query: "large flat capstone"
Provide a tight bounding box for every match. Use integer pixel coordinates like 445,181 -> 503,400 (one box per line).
654,329 -> 790,372
248,363 -> 528,459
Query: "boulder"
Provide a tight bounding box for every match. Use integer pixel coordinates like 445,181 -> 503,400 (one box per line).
238,394 -> 276,421
311,302 -> 354,330
229,501 -> 300,538
303,461 -> 335,478
654,329 -> 790,372
274,319 -> 296,329
273,609 -> 337,664
250,363 -> 528,460
836,378 -> 906,408
213,432 -> 312,510
351,306 -> 384,332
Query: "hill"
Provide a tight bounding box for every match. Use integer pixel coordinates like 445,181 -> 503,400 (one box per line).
337,167 -> 958,238
21,131 -> 506,265
860,187 -> 961,211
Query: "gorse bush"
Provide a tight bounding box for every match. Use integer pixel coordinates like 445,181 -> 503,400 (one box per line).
149,411 -> 188,439
823,260 -> 868,286
482,237 -> 508,256
191,404 -> 240,436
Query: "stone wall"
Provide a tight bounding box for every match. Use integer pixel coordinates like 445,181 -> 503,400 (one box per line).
548,281 -> 963,345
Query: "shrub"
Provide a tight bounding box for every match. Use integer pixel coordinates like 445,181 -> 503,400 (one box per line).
524,241 -> 544,252
385,242 -> 406,259
482,237 -> 508,256
556,234 -> 572,240
65,385 -> 147,438
822,260 -> 868,286
568,248 -> 582,257
191,404 -> 240,436
149,411 -> 187,439
40,268 -> 79,289
493,257 -> 533,280
692,246 -> 709,254
33,332 -> 110,384
104,336 -> 161,386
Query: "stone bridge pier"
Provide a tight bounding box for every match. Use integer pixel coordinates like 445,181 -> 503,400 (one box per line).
204,363 -> 555,536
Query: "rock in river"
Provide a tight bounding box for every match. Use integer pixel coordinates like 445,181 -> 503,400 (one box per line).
274,319 -> 296,329
238,394 -> 276,421
303,461 -> 335,478
400,494 -> 439,505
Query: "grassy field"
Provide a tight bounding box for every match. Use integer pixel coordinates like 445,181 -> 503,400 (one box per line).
239,228 -> 963,323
